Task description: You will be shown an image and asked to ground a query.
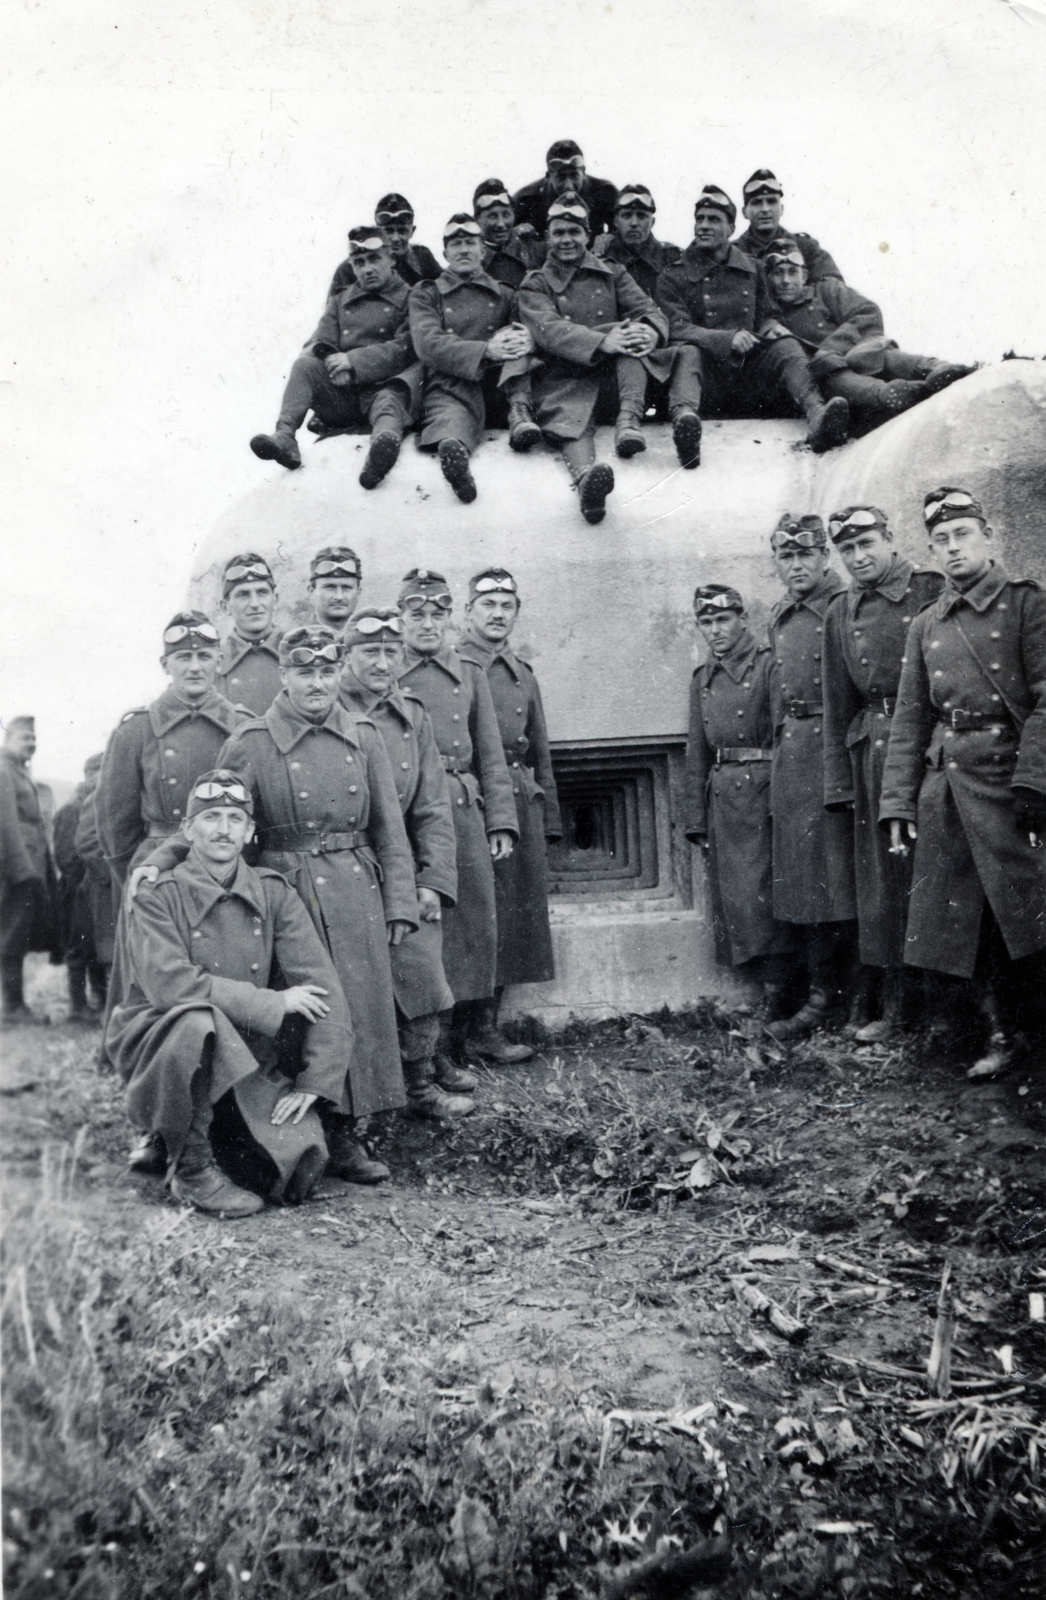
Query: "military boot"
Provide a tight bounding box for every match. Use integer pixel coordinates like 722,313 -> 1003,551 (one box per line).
803,393 -> 850,454
168,1119 -> 263,1218
756,982 -> 791,1023
403,1057 -> 475,1120
576,462 -> 615,525
323,1112 -> 390,1183
878,379 -> 927,417
466,997 -> 534,1065
769,988 -> 831,1042
671,409 -> 702,470
66,967 -> 98,1025
967,989 -> 1021,1080
508,401 -> 541,453
129,1130 -> 168,1175
921,361 -> 976,397
249,430 -> 302,470
359,430 -> 401,490
855,967 -> 909,1043
438,439 -> 477,503
614,410 -> 646,458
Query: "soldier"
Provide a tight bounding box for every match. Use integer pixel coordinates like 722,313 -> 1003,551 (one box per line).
329,194 -> 441,296
73,754 -> 116,991
396,570 -> 519,1068
215,553 -> 283,715
459,567 -> 561,1056
684,586 -> 796,1018
53,754 -> 109,1023
880,489 -> 1046,1079
735,169 -> 844,283
656,186 -> 851,463
473,179 -> 545,291
763,241 -> 974,430
409,213 -> 538,502
512,139 -> 618,240
766,515 -> 858,1038
822,507 -> 945,1041
308,546 -> 362,638
250,225 -> 418,492
0,716 -> 59,1027
108,770 -> 351,1217
593,184 -> 682,300
517,191 -> 670,524
339,607 -> 475,1117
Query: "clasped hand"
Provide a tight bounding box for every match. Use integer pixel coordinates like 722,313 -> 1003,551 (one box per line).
601,321 -> 658,357
324,352 -> 355,386
486,323 -> 534,362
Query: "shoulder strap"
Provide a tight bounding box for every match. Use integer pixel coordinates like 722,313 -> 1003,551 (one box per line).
951,609 -> 1027,731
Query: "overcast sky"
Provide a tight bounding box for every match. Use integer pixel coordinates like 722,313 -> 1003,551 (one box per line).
3,0 -> 1046,780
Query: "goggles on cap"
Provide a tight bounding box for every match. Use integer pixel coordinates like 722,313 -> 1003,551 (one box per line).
696,190 -> 732,211
284,643 -> 342,666
548,202 -> 589,222
473,575 -> 518,594
744,181 -> 783,199
829,509 -> 886,540
163,621 -> 220,647
349,235 -> 387,253
402,591 -> 453,611
224,562 -> 273,586
354,613 -> 404,636
444,219 -> 482,238
375,208 -> 413,225
312,558 -> 360,579
548,156 -> 585,172
771,518 -> 826,550
924,490 -> 983,526
192,777 -> 251,805
475,191 -> 512,210
766,248 -> 805,269
616,189 -> 654,211
694,588 -> 742,612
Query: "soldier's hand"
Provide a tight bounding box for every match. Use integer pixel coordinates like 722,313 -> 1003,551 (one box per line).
271,1091 -> 318,1126
489,830 -> 515,860
759,320 -> 792,342
281,984 -> 331,1022
1013,789 -> 1046,847
128,863 -> 160,901
887,819 -> 917,856
324,352 -> 355,386
514,222 -> 537,239
417,886 -> 442,923
731,330 -> 759,356
620,321 -> 658,355
486,326 -> 530,362
387,919 -> 414,946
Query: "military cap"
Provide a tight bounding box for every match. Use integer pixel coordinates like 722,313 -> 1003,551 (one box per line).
278,625 -> 344,666
828,505 -> 890,544
546,139 -> 584,165
84,752 -> 104,777
5,715 -> 35,731
343,607 -> 406,648
770,512 -> 827,551
743,168 -> 784,200
694,185 -> 736,228
764,238 -> 805,271
469,566 -> 519,600
374,193 -> 414,223
923,486 -> 986,532
615,184 -> 656,213
309,545 -> 361,582
693,583 -> 745,616
547,189 -> 590,224
444,212 -> 482,240
162,611 -> 220,654
348,224 -> 389,252
186,768 -> 254,819
398,568 -> 453,610
473,178 -> 513,212
221,551 -> 275,596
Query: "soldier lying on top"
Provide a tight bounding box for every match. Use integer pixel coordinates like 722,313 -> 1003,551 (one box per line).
250,225 -> 419,490
409,213 -> 537,504
328,193 -> 440,297
762,239 -> 975,432
735,169 -> 844,283
511,139 -> 618,240
473,179 -> 545,290
656,185 -> 851,460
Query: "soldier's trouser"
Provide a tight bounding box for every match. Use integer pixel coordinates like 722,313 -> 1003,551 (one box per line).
0,882 -> 40,1011
799,921 -> 858,1000
397,1009 -> 440,1063
276,354 -> 411,437
975,909 -> 1046,1040
671,336 -> 815,419
594,349 -> 703,422
824,351 -> 932,413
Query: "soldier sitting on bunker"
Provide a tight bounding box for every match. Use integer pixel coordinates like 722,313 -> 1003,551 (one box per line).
511,139 -> 618,241
734,168 -> 844,283
473,179 -> 545,291
328,193 -> 440,297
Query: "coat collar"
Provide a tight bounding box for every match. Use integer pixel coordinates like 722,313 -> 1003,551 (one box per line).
340,675 -> 414,727
341,277 -> 410,310
222,628 -> 281,670
847,555 -> 915,614
771,569 -> 846,625
682,241 -> 756,280
401,643 -> 463,684
0,747 -> 30,774
539,250 -> 614,291
434,267 -> 505,297
705,627 -> 761,683
940,561 -> 1010,616
170,851 -> 268,926
263,691 -> 367,753
457,634 -> 524,681
736,224 -> 796,257
148,685 -> 242,739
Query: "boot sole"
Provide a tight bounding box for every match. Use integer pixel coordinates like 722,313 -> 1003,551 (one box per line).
509,422 -> 542,453
579,463 -> 614,524
359,431 -> 401,489
808,398 -> 850,454
438,441 -> 477,503
615,433 -> 646,459
673,414 -> 702,469
250,434 -> 301,470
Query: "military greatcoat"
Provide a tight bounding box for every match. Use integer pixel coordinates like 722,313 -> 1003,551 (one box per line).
409,269 -> 520,450
215,630 -> 283,716
769,573 -> 857,925
0,747 -> 59,965
735,225 -> 844,284
517,252 -> 670,439
823,559 -> 945,967
511,175 -> 619,239
457,636 -> 562,987
483,231 -> 546,291
879,564 -> 1046,978
73,781 -> 116,965
398,645 -> 518,1003
684,629 -> 793,968
593,231 -> 683,302
340,676 -> 457,1020
218,695 -> 418,1116
329,241 -> 441,298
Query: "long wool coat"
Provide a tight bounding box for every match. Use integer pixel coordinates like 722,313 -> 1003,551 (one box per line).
734,225 -> 844,284
823,558 -> 945,966
215,630 -> 283,716
457,635 -> 562,987
73,782 -> 116,965
0,748 -> 59,960
409,269 -> 520,450
768,573 -> 857,926
107,852 -> 350,1189
398,645 -> 517,1003
219,695 -> 418,1116
685,629 -> 794,968
340,677 -> 457,1020
878,564 -> 1046,977
593,231 -> 683,302
329,241 -> 441,298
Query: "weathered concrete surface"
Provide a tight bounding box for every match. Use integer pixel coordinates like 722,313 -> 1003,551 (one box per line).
190,361 -> 1046,1024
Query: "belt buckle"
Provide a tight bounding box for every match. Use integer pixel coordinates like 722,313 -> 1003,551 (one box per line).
788,699 -> 804,719
715,748 -> 722,766
949,708 -> 963,730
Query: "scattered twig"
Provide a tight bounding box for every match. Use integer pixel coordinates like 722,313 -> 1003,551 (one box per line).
815,1252 -> 901,1290
731,1275 -> 807,1341
927,1263 -> 956,1398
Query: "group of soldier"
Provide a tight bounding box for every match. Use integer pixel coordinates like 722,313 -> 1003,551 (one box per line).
249,139 -> 974,525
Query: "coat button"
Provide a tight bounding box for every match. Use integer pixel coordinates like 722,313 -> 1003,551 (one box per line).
250,963 -> 259,972
452,714 -> 460,722
191,930 -> 201,939
401,761 -> 409,769
990,662 -> 1001,671
168,777 -> 178,786
172,808 -> 180,817
291,761 -> 300,769
457,798 -> 464,806
299,791 -> 309,798
453,687 -> 460,695
311,848 -> 320,856
403,731 -> 410,739
452,739 -> 460,747
165,748 -> 176,757
349,784 -> 358,793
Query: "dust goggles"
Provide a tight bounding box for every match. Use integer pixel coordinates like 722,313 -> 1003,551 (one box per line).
312,559 -> 360,579
444,219 -> 483,239
163,621 -> 220,646
283,643 -> 342,666
475,191 -> 512,210
548,156 -> 585,174
402,592 -> 453,611
766,248 -> 805,269
923,490 -> 983,529
349,235 -> 387,253
694,587 -> 743,613
473,575 -> 518,594
223,562 -> 273,585
355,613 -> 403,636
192,778 -> 251,804
771,522 -> 826,551
616,189 -> 655,212
375,208 -> 413,225
743,180 -> 783,199
829,508 -> 887,541
547,202 -> 589,223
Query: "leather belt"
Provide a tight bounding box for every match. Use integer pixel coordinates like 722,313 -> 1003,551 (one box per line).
715,747 -> 772,764
938,708 -> 1011,731
260,826 -> 367,854
862,695 -> 896,717
441,756 -> 472,773
783,700 -> 824,719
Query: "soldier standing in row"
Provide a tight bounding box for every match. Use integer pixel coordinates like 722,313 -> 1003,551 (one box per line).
0,716 -> 59,1027
684,586 -> 796,1018
53,754 -> 109,1023
308,546 -> 362,639
880,489 -> 1046,1079
735,169 -> 844,283
215,553 -> 284,716
767,515 -> 858,1038
473,179 -> 545,291
822,508 -> 944,1041
328,194 -> 440,296
459,567 -> 561,1058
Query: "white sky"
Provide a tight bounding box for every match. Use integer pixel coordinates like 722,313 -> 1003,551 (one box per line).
3,0 -> 1046,780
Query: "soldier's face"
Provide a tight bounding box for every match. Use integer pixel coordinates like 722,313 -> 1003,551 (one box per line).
184,805 -> 254,870
547,218 -> 588,265
382,221 -> 415,258
401,602 -> 449,655
351,246 -> 397,291
743,194 -> 784,236
836,530 -> 895,587
223,581 -> 276,639
615,206 -> 654,248
311,577 -> 360,628
467,593 -> 519,644
548,161 -> 585,194
163,646 -> 219,700
774,547 -> 827,598
346,641 -> 404,694
692,208 -> 731,251
444,234 -> 484,277
4,726 -> 36,761
928,517 -> 994,584
280,662 -> 340,718
478,204 -> 515,246
768,262 -> 806,304
697,609 -> 745,657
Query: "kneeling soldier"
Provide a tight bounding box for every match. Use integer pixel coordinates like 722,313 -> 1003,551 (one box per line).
328,193 -> 441,296
823,507 -> 944,1040
409,213 -> 537,503
473,179 -> 545,290
251,225 -> 418,491
108,771 -> 351,1217
880,489 -> 1046,1079
340,608 -> 475,1116
735,169 -> 844,283
216,553 -> 283,715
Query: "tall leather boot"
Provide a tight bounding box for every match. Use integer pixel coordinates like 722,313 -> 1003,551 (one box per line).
0,958 -> 36,1027
508,400 -> 541,453
769,988 -> 830,1042
466,994 -> 534,1065
66,965 -> 98,1025
614,409 -> 646,458
670,407 -> 702,469
802,390 -> 851,453
359,430 -> 402,490
321,1110 -> 390,1183
756,982 -> 790,1023
403,1056 -> 474,1120
168,1102 -> 263,1217
438,439 -> 477,504
967,987 -> 1021,1080
433,1015 -> 478,1092
855,967 -> 909,1043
